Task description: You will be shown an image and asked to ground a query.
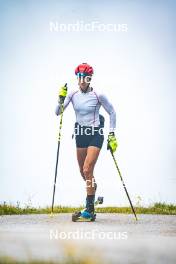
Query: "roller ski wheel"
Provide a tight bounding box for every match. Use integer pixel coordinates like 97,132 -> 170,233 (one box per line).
72,210 -> 96,222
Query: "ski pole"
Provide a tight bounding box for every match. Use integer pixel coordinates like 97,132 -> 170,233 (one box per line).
51,83 -> 67,214
109,149 -> 138,221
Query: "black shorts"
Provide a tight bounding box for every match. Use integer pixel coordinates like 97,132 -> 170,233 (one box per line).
75,123 -> 104,149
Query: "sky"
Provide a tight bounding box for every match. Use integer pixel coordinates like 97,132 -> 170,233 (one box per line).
0,0 -> 176,207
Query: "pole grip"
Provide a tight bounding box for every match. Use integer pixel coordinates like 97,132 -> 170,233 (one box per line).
59,83 -> 68,104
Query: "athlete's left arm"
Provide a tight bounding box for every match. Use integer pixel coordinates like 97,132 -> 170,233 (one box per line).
98,93 -> 116,133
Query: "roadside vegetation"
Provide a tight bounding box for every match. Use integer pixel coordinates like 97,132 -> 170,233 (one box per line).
0,255 -> 100,264
0,202 -> 176,215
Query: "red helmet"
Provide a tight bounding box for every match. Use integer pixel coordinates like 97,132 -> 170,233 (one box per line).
75,63 -> 94,76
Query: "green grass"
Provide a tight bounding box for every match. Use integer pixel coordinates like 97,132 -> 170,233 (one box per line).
0,257 -> 68,264
0,243 -> 101,264
0,256 -> 100,264
0,202 -> 176,215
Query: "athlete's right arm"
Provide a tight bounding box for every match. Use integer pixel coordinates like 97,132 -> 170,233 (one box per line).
55,90 -> 74,116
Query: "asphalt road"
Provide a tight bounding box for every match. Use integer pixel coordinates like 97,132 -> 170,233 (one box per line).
0,213 -> 176,263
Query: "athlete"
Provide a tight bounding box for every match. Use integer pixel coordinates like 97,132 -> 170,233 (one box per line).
55,63 -> 118,221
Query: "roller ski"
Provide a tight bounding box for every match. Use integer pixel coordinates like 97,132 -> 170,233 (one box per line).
72,196 -> 103,222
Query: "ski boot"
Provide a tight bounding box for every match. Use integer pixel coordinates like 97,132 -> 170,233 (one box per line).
95,196 -> 104,205
72,209 -> 96,222
72,196 -> 104,222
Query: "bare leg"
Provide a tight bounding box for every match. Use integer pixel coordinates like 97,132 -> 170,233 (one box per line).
76,148 -> 87,181
83,146 -> 101,195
